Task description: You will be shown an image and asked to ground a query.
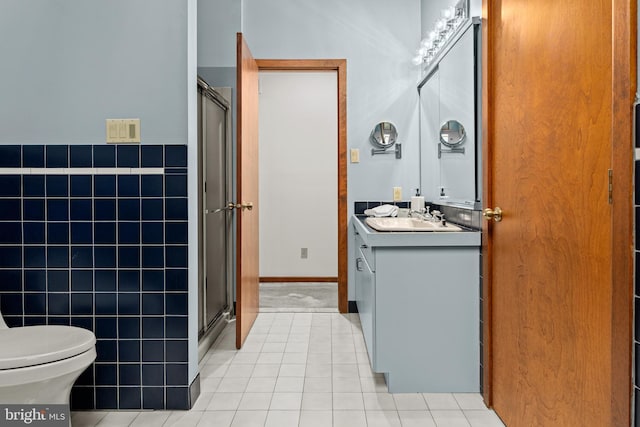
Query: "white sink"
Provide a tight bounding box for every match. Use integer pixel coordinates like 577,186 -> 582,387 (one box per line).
365,217 -> 462,232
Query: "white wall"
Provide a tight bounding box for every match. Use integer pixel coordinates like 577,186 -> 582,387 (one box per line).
258,72 -> 338,277
187,0 -> 199,386
243,0 -> 421,206
198,0 -> 241,67
0,0 -> 188,145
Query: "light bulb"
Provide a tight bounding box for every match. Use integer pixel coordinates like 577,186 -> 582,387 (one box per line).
436,19 -> 446,31
420,39 -> 433,50
412,55 -> 423,66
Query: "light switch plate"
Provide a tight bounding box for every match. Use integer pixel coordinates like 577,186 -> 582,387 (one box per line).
350,148 -> 360,163
106,119 -> 141,143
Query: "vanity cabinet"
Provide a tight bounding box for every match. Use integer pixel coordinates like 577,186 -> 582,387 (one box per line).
353,216 -> 481,392
354,231 -> 377,369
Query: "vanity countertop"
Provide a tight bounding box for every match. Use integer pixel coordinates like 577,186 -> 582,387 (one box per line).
352,215 -> 481,247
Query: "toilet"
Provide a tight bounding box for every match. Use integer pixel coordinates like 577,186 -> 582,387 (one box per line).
0,309 -> 96,405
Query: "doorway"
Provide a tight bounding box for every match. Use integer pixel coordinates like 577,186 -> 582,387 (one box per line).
256,60 -> 348,314
257,70 -> 339,312
234,40 -> 348,347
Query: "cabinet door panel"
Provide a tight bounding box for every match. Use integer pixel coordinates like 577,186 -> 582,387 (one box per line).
357,248 -> 376,369
376,247 -> 479,391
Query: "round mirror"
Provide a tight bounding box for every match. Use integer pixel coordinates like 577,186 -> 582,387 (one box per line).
439,120 -> 466,147
370,122 -> 398,148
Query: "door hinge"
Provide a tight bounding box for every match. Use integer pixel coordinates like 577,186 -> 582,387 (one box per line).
608,169 -> 613,204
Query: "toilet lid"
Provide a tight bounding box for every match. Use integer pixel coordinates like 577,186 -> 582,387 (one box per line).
0,326 -> 96,370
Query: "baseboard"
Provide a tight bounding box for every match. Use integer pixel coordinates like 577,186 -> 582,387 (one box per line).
349,301 -> 358,313
260,277 -> 338,283
188,374 -> 201,409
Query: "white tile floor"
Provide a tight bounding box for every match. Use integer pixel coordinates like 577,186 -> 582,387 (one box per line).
72,313 -> 505,427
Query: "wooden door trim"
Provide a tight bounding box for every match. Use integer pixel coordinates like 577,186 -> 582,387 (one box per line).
610,0 -> 636,424
255,59 -> 349,314
480,5 -> 494,406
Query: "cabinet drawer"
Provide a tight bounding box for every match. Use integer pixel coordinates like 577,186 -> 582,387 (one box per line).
354,230 -> 374,271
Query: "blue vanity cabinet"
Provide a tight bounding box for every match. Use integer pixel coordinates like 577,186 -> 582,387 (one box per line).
354,230 -> 377,369
352,216 -> 481,393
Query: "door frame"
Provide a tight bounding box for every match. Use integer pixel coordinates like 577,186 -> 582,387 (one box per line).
480,1 -> 636,424
255,59 -> 348,314
610,0 -> 636,423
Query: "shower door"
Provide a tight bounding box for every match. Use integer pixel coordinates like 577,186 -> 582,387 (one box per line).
198,80 -> 232,336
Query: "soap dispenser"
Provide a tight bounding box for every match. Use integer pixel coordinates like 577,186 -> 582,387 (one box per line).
411,188 -> 425,213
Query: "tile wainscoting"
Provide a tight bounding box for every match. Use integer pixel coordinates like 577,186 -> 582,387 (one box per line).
0,144 -> 197,410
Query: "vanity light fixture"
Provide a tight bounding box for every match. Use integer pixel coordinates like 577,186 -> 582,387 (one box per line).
412,0 -> 469,67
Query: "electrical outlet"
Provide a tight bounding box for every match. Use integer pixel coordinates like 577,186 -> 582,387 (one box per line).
393,187 -> 402,201
350,148 -> 360,163
301,248 -> 308,259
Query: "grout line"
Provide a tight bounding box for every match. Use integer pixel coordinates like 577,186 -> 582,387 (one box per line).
0,167 -> 166,175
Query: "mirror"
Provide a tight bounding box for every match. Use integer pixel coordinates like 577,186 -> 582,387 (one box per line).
439,120 -> 466,147
370,122 -> 398,148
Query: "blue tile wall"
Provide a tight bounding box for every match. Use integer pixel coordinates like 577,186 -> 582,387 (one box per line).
635,157 -> 639,427
0,145 -> 191,410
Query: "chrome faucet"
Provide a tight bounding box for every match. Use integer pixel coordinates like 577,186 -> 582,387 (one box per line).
409,206 -> 433,221
431,210 -> 446,226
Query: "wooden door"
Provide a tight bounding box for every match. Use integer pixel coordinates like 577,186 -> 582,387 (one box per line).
236,33 -> 260,349
483,0 -> 634,426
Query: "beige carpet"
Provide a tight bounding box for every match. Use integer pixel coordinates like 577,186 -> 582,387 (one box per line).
259,282 -> 338,312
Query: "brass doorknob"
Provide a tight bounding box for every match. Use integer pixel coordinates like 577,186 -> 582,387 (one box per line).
237,202 -> 253,211
483,207 -> 502,222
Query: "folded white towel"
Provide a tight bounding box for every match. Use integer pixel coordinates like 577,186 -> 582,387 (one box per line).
364,204 -> 399,218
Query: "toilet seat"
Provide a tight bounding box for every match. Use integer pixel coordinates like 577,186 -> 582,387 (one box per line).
0,326 -> 96,370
